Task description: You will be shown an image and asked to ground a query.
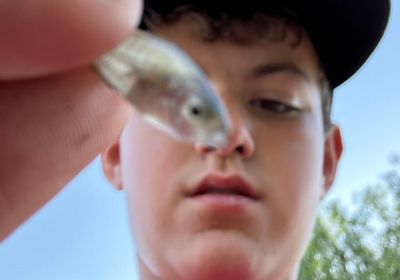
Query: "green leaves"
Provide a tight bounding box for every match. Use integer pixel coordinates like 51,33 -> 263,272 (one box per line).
299,156 -> 400,279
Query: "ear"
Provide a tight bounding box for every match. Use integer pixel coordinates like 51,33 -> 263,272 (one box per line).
101,140 -> 123,191
321,125 -> 343,199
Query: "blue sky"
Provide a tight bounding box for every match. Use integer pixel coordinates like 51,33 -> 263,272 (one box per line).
1,3 -> 399,280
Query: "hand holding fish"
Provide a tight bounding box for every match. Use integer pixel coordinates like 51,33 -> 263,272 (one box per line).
0,0 -> 142,241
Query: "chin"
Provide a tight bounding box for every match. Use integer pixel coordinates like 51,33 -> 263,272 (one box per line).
171,231 -> 259,280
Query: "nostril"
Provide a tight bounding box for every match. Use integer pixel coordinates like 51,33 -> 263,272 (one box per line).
236,145 -> 245,154
194,144 -> 216,156
204,146 -> 217,153
194,130 -> 253,158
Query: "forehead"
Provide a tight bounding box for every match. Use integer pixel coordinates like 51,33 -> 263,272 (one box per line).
151,15 -> 322,85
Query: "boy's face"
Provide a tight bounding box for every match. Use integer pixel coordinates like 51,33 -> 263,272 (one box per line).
102,15 -> 343,280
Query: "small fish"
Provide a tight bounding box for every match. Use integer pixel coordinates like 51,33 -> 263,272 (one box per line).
94,30 -> 230,148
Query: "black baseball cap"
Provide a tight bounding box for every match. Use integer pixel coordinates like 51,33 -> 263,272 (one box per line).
140,0 -> 391,89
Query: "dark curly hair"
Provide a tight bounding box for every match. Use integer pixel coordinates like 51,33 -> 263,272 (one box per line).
141,5 -> 333,131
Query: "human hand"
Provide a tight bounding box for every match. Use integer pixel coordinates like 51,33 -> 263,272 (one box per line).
0,0 -> 142,241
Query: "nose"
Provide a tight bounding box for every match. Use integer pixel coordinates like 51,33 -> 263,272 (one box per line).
195,103 -> 255,159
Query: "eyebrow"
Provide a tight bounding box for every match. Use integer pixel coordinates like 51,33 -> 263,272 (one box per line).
248,63 -> 310,83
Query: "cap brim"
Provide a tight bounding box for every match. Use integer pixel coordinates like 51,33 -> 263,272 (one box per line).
141,0 -> 391,88
295,0 -> 391,88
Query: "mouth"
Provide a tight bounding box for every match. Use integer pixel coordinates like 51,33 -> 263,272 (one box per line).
189,174 -> 261,201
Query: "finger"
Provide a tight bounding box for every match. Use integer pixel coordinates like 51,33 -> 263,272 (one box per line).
0,0 -> 143,79
0,67 -> 132,240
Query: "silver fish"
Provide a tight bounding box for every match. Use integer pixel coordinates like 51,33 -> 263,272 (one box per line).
94,30 -> 230,148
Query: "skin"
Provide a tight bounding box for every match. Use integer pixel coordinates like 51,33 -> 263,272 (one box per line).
0,0 -> 143,79
0,0 -> 142,241
102,15 -> 343,280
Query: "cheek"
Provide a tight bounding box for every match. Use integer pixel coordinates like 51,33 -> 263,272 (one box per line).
120,114 -> 188,194
249,116 -> 325,270
276,128 -> 323,203
254,115 -> 325,231
119,115 -> 192,260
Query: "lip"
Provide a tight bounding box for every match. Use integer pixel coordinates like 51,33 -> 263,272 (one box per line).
187,173 -> 261,202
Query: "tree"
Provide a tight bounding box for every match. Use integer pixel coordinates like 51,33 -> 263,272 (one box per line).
299,156 -> 400,279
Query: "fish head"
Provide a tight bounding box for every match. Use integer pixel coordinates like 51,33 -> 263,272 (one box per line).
128,72 -> 231,148
172,75 -> 231,148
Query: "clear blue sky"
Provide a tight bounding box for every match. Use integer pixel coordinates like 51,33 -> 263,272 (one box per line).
1,3 -> 399,280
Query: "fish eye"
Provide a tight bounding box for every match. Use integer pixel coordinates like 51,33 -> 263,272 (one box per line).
182,97 -> 210,123
190,106 -> 202,116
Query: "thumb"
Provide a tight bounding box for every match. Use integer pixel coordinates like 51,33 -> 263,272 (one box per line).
0,0 -> 143,79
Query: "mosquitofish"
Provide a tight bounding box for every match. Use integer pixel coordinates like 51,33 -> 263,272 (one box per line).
94,30 -> 231,148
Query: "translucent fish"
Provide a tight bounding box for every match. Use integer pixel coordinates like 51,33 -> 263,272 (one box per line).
94,30 -> 231,148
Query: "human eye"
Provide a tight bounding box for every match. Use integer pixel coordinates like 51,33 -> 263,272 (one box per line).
249,98 -> 301,116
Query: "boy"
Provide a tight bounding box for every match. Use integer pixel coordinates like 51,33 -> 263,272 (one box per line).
0,0 -> 390,279
100,1 -> 390,279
